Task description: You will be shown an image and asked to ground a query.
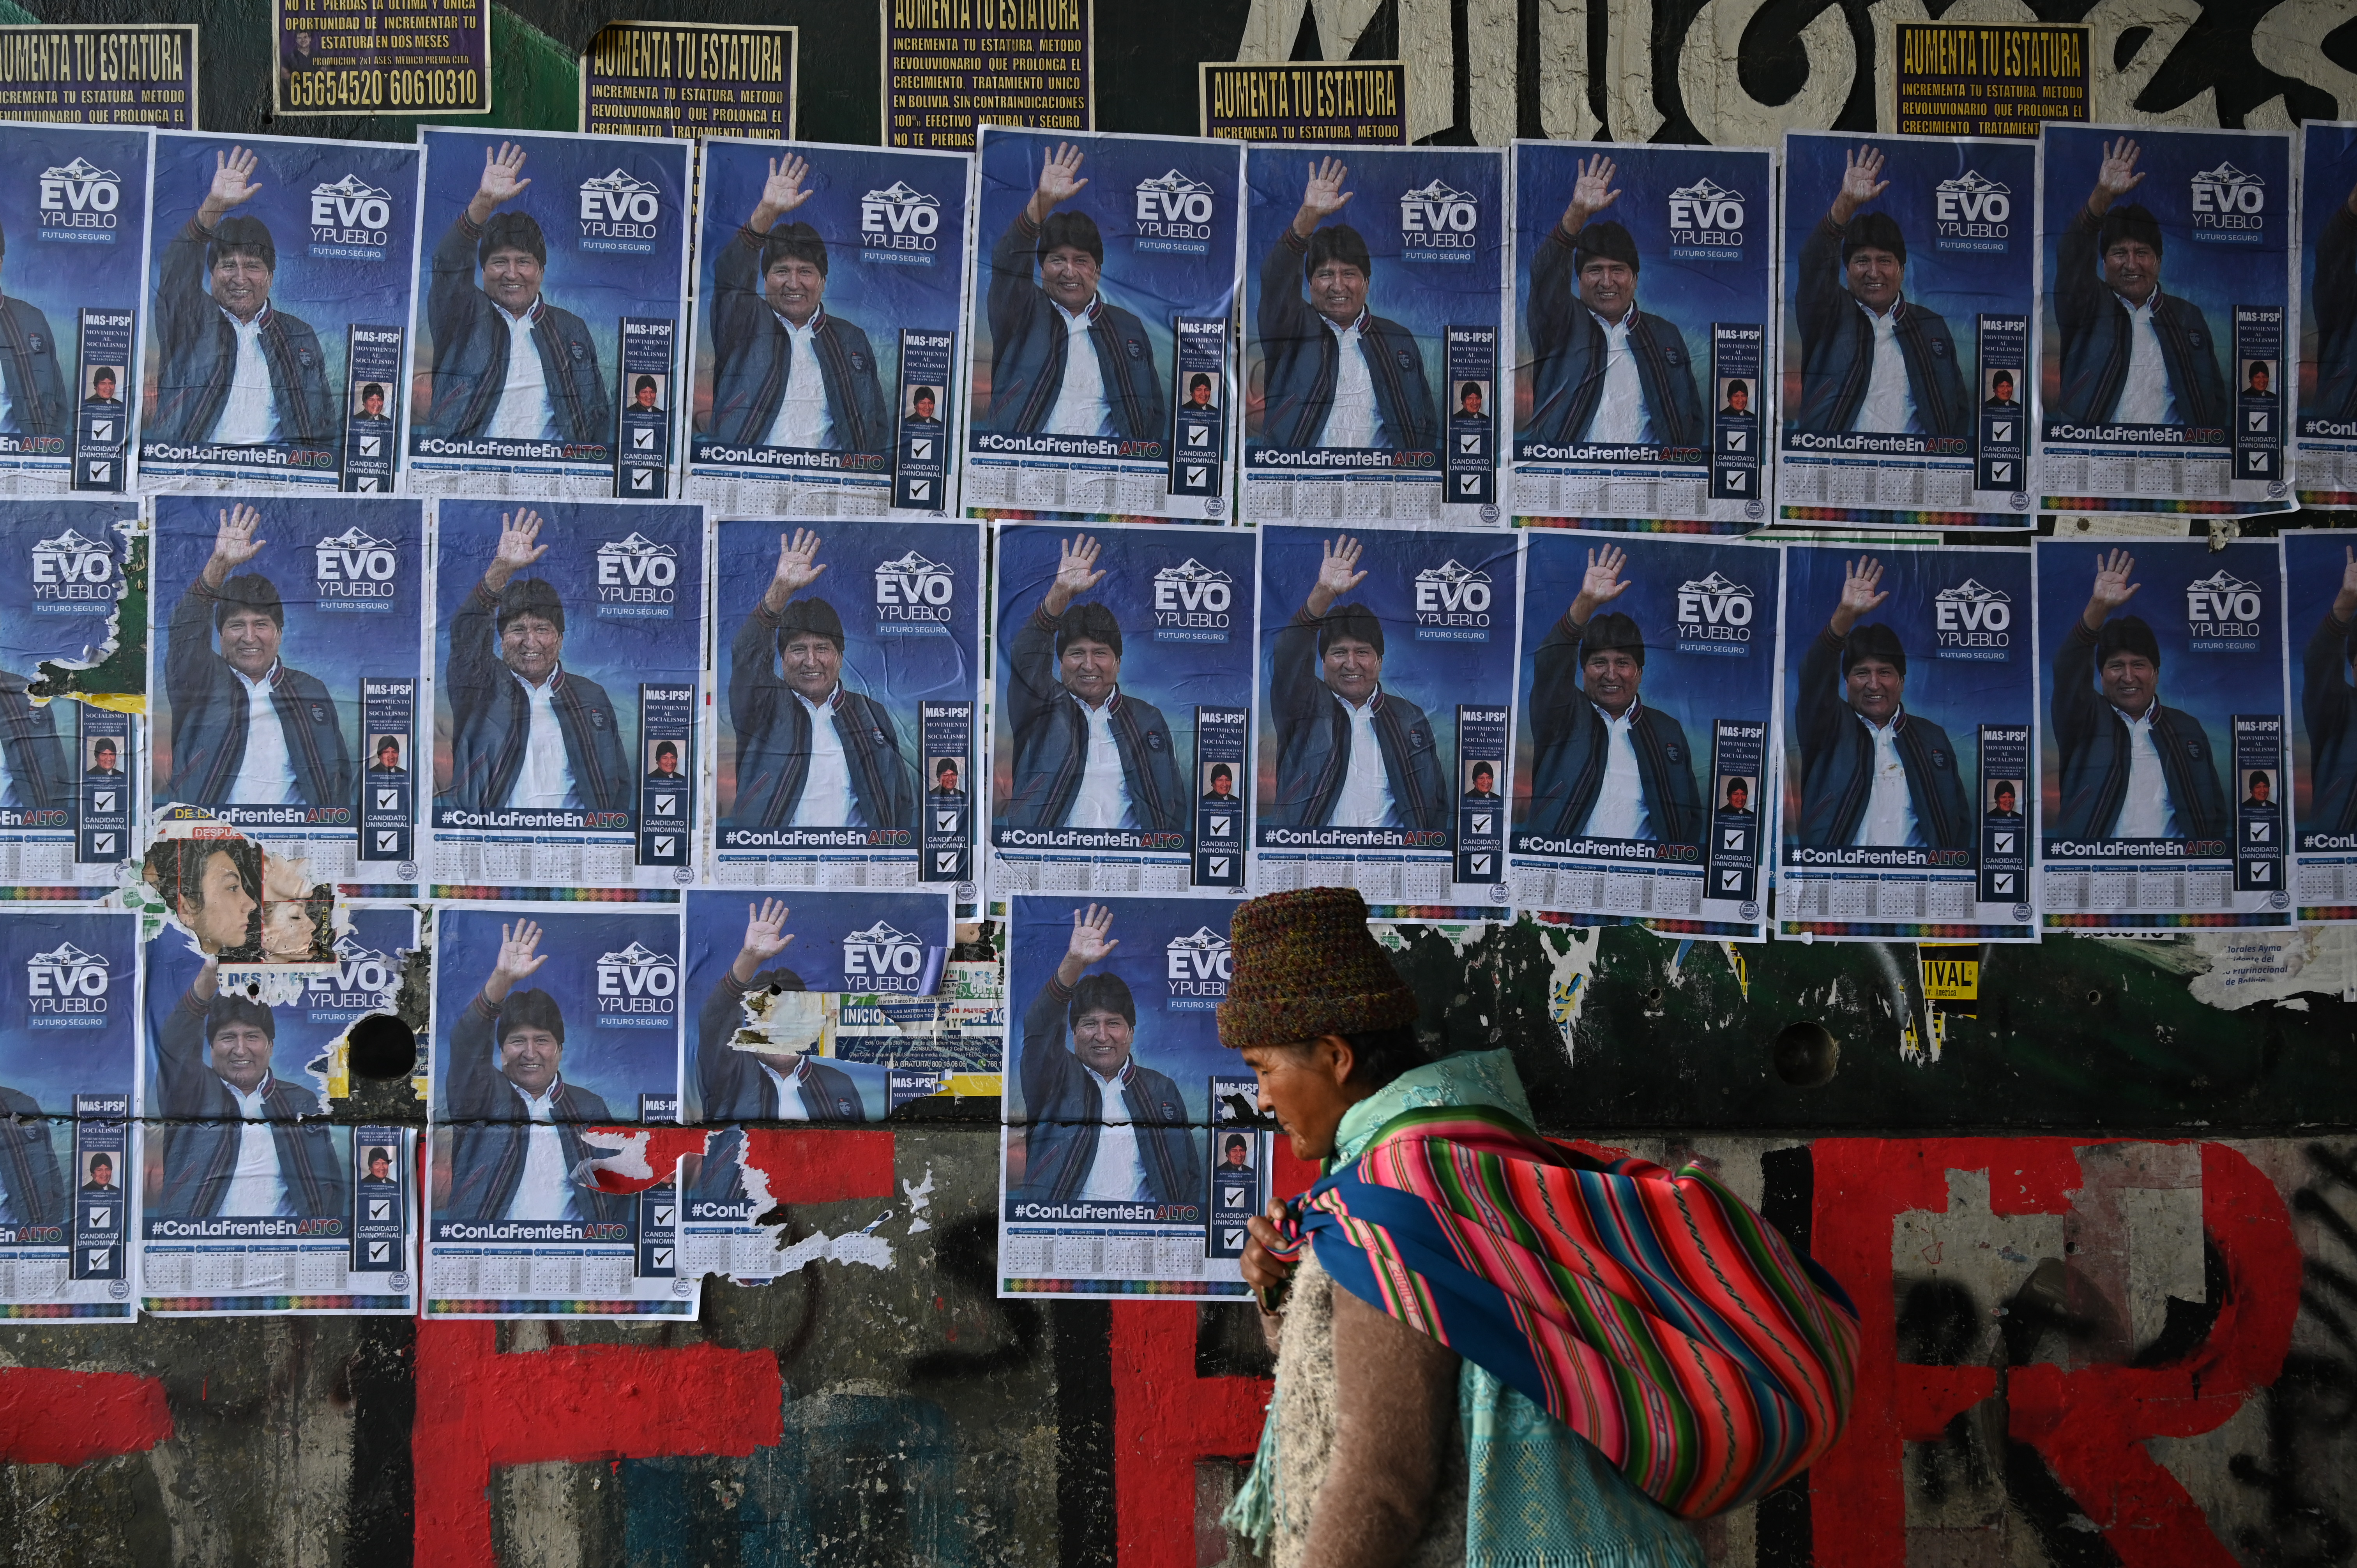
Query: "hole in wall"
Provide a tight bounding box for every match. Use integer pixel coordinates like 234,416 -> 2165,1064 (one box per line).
2086,989 -> 2103,1006
347,1014 -> 419,1081
1772,1022 -> 1840,1087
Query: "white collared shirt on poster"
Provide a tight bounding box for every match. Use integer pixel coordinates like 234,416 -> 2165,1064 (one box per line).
1580,703 -> 1652,840
208,306 -> 283,446
228,664 -> 299,804
1852,302 -> 1923,435
2112,292 -> 2180,425
1043,300 -> 1115,438
763,313 -> 838,450
788,689 -> 864,828
504,1078 -> 586,1222
1078,1063 -> 1149,1202
1318,314 -> 1388,449
487,302 -> 562,441
1330,691 -> 1401,828
1852,713 -> 1925,847
508,669 -> 582,809
1585,309 -> 1657,445
2112,705 -> 2182,838
1064,693 -> 1139,830
223,1077 -> 294,1217
757,1056 -> 812,1121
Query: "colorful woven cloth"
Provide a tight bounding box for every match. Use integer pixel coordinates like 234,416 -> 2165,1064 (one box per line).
1266,1098 -> 1859,1521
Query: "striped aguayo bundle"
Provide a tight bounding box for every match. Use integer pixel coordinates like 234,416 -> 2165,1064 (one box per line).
1270,1105 -> 1861,1520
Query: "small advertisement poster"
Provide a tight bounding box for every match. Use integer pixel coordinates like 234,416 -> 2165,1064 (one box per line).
712,517 -> 983,897
881,0 -> 1091,150
580,22 -> 793,141
1510,534 -> 1781,939
408,128 -> 692,500
2283,531 -> 2357,920
1889,21 -> 2087,141
426,906 -> 696,1320
1243,145 -> 1506,526
678,888 -> 948,1280
141,132 -> 424,493
0,908 -> 138,1320
430,500 -> 708,893
2035,537 -> 2291,929
0,25 -> 197,130
1777,544 -> 2039,941
1198,62 -> 1406,146
1251,524 -> 1521,914
2035,124 -> 2294,514
688,139 -> 975,519
964,128 -> 1243,520
990,521 -> 1258,897
2293,121 -> 2357,506
276,0 -> 490,118
1777,132 -> 2038,524
150,494 -> 426,888
0,123 -> 150,495
0,499 -> 137,892
999,894 -> 1256,1301
140,906 -> 421,1315
1509,141 -> 1774,529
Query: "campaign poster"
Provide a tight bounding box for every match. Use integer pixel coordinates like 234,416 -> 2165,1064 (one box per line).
149,494 -> 426,889
999,894 -> 1267,1301
140,905 -> 421,1315
2294,122 -> 2357,505
1251,524 -> 1521,913
0,909 -> 138,1320
2282,531 -> 2357,920
1776,132 -> 2039,524
1509,141 -> 1774,529
963,127 -> 1243,521
2035,537 -> 2291,929
1243,145 -> 1506,526
429,499 -> 708,893
2035,124 -> 2294,514
0,499 -> 137,892
688,139 -> 975,519
0,123 -> 150,495
990,521 -> 1258,897
1776,544 -> 2039,940
425,905 -> 695,1319
678,887 -> 948,1282
712,517 -> 983,900
408,128 -> 693,501
141,131 -> 424,494
1509,533 -> 1779,939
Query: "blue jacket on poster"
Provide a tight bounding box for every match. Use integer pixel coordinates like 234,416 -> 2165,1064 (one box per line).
2051,209 -> 2225,429
165,576 -> 351,809
152,983 -> 343,1220
2304,607 -> 2357,836
725,598 -> 912,830
2049,620 -> 2226,842
1525,613 -> 1701,844
693,966 -> 864,1123
1794,629 -> 1972,850
1267,609 -> 1446,831
440,579 -> 632,814
705,226 -> 891,452
424,214 -> 611,447
150,219 -> 338,450
2312,204 -> 2357,422
1793,217 -> 1970,439
441,989 -> 626,1225
0,1083 -> 62,1229
1018,973 -> 1199,1206
1524,222 -> 1704,448
986,210 -> 1165,440
1258,226 -> 1436,451
0,673 -> 72,811
0,291 -> 68,439
1002,605 -> 1184,832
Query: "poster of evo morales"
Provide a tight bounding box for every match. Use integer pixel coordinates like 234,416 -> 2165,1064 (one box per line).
1509,534 -> 1780,940
149,494 -> 426,886
1777,132 -> 2038,523
989,521 -> 1258,897
999,895 -> 1270,1302
0,500 -> 138,892
1508,141 -> 1774,530
2035,124 -> 2293,513
2034,537 -> 2290,929
688,138 -> 974,518
140,906 -> 420,1315
1244,145 -> 1505,526
2281,532 -> 2357,920
711,517 -> 983,899
0,909 -> 138,1320
1251,524 -> 1521,914
2293,121 -> 2357,505
141,131 -> 423,494
429,500 -> 708,892
426,906 -> 694,1319
0,123 -> 150,495
963,128 -> 1242,520
408,128 -> 692,500
1776,544 -> 2039,941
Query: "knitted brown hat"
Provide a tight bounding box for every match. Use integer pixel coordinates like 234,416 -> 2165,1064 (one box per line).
1217,887 -> 1419,1050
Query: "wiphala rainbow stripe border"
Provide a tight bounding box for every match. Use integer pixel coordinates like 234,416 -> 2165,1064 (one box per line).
425,1297 -> 697,1316
0,1301 -> 133,1319
1780,921 -> 2035,939
1516,515 -> 1750,536
2044,911 -> 2294,929
144,1294 -> 412,1313
1778,507 -> 2029,528
430,886 -> 680,903
1003,1278 -> 1252,1297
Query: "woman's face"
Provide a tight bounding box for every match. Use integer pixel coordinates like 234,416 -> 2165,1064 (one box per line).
261,895 -> 316,959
